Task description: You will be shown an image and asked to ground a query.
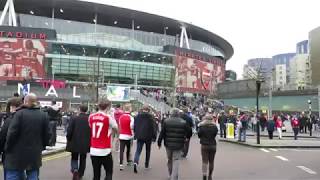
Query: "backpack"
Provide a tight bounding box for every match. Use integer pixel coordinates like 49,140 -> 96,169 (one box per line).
293,119 -> 299,126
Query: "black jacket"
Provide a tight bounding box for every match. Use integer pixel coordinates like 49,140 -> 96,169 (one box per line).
218,114 -> 228,127
267,120 -> 275,131
0,112 -> 15,155
46,106 -> 60,122
134,112 -> 157,141
66,113 -> 91,154
198,120 -> 218,146
181,113 -> 194,128
4,106 -> 50,170
158,117 -> 191,150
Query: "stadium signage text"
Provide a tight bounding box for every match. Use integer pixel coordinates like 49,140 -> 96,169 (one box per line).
0,31 -> 47,39
17,83 -> 81,98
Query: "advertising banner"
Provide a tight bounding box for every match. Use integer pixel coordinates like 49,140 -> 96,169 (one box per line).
0,38 -> 47,80
175,50 -> 225,94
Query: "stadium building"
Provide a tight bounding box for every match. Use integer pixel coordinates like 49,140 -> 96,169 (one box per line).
0,0 -> 233,110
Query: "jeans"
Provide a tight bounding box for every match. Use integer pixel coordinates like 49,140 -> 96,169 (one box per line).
220,125 -> 226,138
238,128 -> 246,142
71,153 -> 87,177
6,169 -> 39,180
166,148 -> 182,180
119,140 -> 131,165
201,145 -> 216,178
48,121 -> 57,146
134,140 -> 151,167
91,154 -> 113,180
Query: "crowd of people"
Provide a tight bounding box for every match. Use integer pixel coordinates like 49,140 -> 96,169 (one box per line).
1,90 -> 320,180
0,93 -> 219,180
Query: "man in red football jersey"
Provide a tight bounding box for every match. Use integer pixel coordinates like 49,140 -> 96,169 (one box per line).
89,99 -> 118,180
118,103 -> 134,171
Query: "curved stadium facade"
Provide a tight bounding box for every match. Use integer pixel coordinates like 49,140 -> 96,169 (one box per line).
0,0 -> 233,109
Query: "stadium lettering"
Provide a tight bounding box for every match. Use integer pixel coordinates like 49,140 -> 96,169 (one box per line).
17,83 -> 81,98
0,31 -> 47,39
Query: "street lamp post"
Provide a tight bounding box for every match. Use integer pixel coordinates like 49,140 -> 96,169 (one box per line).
51,65 -> 55,81
96,45 -> 101,102
308,99 -> 312,136
256,80 -> 262,144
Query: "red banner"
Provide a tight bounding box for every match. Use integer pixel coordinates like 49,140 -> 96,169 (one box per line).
176,52 -> 225,94
0,38 -> 47,80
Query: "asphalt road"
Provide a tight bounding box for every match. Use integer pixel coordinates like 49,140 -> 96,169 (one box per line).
1,137 -> 320,180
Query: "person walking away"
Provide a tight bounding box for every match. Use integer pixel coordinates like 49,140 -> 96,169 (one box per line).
239,113 -> 248,142
118,103 -> 134,171
291,116 -> 300,140
259,114 -> 267,132
266,118 -> 275,139
180,107 -> 193,158
235,116 -> 242,141
299,113 -> 307,133
158,108 -> 191,180
133,105 -> 157,173
89,99 -> 118,180
66,104 -> 91,180
46,100 -> 60,146
0,97 -> 23,179
113,104 -> 124,152
198,115 -> 218,180
4,93 -> 49,180
218,111 -> 227,138
276,116 -> 283,139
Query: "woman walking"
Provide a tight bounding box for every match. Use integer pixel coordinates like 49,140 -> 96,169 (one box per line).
198,115 -> 218,180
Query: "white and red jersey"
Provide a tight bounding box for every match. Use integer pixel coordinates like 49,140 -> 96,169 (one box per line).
118,112 -> 134,140
89,111 -> 118,156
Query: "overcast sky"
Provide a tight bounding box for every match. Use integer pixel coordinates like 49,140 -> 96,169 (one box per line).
84,0 -> 320,79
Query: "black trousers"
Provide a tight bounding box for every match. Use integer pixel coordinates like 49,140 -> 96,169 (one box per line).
182,138 -> 191,157
268,130 -> 273,139
91,154 -> 113,180
293,128 -> 299,140
71,152 -> 87,177
119,140 -> 131,165
201,145 -> 216,177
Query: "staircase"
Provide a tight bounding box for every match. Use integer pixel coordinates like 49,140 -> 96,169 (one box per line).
130,90 -> 171,114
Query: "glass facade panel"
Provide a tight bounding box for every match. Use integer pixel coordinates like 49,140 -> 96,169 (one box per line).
18,13 -> 225,57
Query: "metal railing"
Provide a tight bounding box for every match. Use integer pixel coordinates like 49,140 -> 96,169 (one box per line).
130,90 -> 171,114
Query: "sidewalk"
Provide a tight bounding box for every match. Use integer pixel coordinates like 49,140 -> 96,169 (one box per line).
42,135 -> 66,156
219,136 -> 320,148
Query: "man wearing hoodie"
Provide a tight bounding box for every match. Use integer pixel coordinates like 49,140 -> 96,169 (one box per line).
133,105 -> 157,173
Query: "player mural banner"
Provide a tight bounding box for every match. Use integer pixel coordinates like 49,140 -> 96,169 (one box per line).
0,38 -> 47,80
175,50 -> 225,94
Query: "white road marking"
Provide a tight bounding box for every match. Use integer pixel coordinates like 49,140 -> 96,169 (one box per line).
260,148 -> 270,153
281,149 -> 320,152
275,156 -> 289,161
269,148 -> 278,152
297,166 -> 317,175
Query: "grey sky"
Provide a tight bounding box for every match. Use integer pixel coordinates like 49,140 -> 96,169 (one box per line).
83,0 -> 320,78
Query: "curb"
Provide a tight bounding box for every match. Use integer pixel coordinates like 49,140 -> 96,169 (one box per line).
42,146 -> 66,156
219,139 -> 320,149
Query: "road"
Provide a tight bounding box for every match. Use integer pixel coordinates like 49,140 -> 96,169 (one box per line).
1,137 -> 320,180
